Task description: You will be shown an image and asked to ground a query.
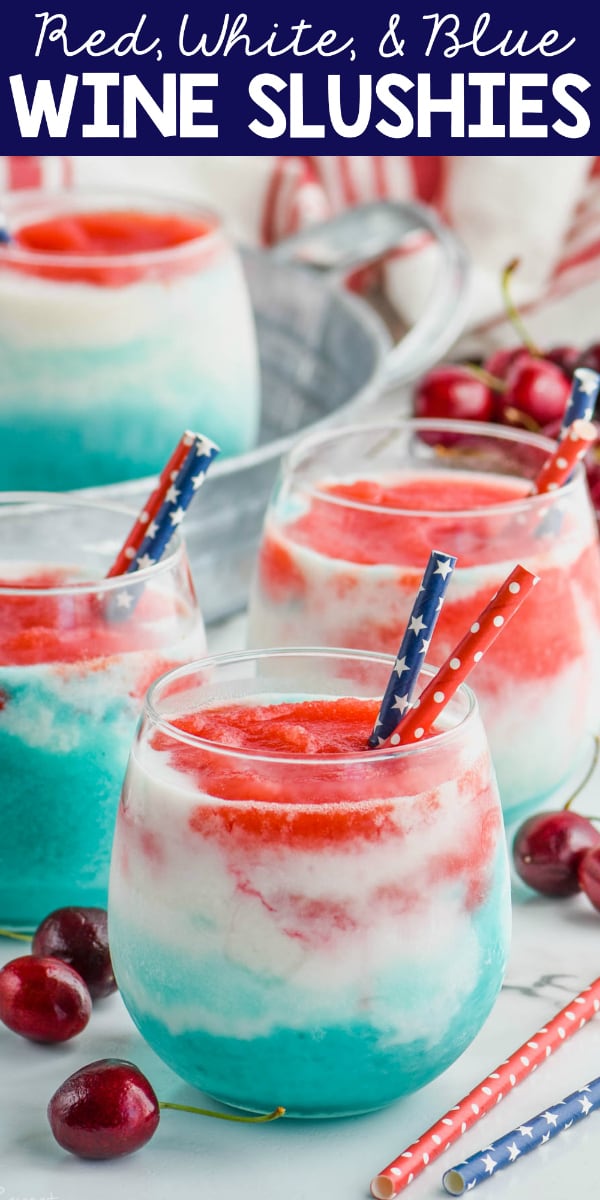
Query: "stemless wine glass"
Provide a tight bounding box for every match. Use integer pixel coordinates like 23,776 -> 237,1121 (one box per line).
0,187 -> 259,489
247,419 -> 600,822
108,647 -> 510,1119
0,492 -> 206,927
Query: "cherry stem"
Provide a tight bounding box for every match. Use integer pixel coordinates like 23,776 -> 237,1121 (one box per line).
158,1101 -> 286,1124
563,734 -> 600,811
500,406 -> 542,434
465,362 -> 507,393
0,929 -> 32,942
501,259 -> 541,357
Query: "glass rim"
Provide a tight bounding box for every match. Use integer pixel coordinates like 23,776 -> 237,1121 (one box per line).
0,185 -> 224,270
0,490 -> 185,596
280,416 -> 583,519
144,646 -> 479,767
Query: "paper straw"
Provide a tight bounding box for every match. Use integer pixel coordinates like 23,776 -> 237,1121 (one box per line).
126,433 -> 219,573
107,431 -> 203,577
106,432 -> 219,579
442,1075 -> 600,1195
367,550 -> 456,747
385,565 -> 538,748
370,976 -> 600,1199
101,432 -> 218,623
560,366 -> 599,432
534,419 -> 597,496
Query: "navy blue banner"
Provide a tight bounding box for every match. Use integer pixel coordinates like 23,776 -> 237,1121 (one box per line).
0,0 -> 597,152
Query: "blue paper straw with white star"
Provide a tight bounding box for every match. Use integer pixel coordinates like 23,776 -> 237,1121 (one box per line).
102,432 -> 219,622
560,367 -> 599,433
535,367 -> 598,537
368,550 -> 456,748
442,1075 -> 600,1195
126,433 -> 219,575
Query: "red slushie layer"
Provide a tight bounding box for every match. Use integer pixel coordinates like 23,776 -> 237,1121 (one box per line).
248,469 -> 600,817
110,684 -> 510,1116
0,563 -> 205,924
12,209 -> 214,286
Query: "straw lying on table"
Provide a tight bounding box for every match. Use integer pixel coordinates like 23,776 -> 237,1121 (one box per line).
370,977 -> 600,1199
442,1074 -> 600,1195
380,565 -> 538,748
368,550 -> 456,748
106,430 -> 220,579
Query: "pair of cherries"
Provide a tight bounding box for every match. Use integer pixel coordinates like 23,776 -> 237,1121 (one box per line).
412,260 -> 600,512
513,808 -> 600,905
414,344 -> 600,512
0,907 -> 138,1158
413,259 -> 600,436
0,905 -> 283,1160
414,344 -> 580,432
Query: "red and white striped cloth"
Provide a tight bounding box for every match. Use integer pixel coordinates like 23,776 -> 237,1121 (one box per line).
0,155 -> 72,191
3,154 -> 600,358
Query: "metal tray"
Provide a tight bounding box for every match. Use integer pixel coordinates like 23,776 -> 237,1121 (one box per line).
86,201 -> 470,625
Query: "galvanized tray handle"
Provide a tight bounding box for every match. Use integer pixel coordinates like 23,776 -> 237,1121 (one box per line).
267,200 -> 471,387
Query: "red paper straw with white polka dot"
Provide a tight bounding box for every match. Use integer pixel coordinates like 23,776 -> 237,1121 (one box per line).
534,418 -> 597,496
106,431 -> 213,578
387,565 -> 538,748
370,976 -> 600,1199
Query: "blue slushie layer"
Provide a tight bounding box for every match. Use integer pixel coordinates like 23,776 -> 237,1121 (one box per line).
0,210 -> 259,489
109,695 -> 510,1117
0,564 -> 206,927
111,858 -> 508,1116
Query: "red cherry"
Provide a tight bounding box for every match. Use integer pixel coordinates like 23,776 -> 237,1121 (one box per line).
576,422 -> 600,508
32,907 -> 116,1000
583,442 -> 600,497
483,346 -> 528,381
0,955 -> 92,1042
587,466 -> 600,511
540,418 -> 562,441
497,354 -> 572,429
48,1059 -> 160,1160
414,365 -> 494,424
47,1059 -> 285,1160
545,344 -> 580,377
577,342 -> 600,379
578,845 -> 600,911
512,810 -> 600,897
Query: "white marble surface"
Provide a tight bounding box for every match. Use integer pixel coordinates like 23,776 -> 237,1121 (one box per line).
1,612 -> 600,1200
